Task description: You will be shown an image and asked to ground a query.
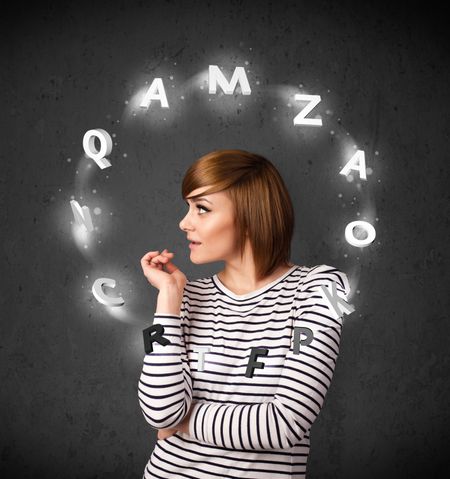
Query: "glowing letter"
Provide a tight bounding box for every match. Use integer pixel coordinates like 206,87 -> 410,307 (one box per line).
82,128 -> 112,169
139,78 -> 169,108
245,347 -> 268,378
208,65 -> 251,95
339,150 -> 367,180
92,277 -> 125,307
345,220 -> 376,247
70,200 -> 94,232
193,347 -> 211,371
142,323 -> 171,354
319,283 -> 355,318
293,327 -> 314,354
293,94 -> 322,126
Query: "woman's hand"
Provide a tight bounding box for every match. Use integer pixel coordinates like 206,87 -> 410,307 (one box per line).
156,403 -> 194,440
140,248 -> 187,293
157,427 -> 178,440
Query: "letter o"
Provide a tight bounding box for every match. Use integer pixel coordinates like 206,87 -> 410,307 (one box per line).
345,220 -> 376,247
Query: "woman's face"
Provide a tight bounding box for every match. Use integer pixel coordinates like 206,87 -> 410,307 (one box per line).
179,186 -> 240,264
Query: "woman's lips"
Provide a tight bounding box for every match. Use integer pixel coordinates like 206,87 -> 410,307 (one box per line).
189,242 -> 201,249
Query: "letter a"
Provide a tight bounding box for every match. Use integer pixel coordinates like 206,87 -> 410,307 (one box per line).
140,78 -> 169,108
339,150 -> 367,180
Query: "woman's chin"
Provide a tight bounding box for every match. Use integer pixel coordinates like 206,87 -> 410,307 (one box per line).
189,255 -> 212,265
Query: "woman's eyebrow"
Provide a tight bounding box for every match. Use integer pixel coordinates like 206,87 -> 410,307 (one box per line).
185,196 -> 213,204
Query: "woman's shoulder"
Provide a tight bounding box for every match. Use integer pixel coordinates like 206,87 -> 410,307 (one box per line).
299,263 -> 351,297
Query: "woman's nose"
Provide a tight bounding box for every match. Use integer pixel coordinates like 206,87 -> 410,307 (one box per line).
179,213 -> 190,231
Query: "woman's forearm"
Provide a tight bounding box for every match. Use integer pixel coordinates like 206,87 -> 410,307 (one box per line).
138,285 -> 191,429
155,283 -> 183,315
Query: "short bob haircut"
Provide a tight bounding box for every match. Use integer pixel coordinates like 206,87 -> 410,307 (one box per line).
181,149 -> 295,281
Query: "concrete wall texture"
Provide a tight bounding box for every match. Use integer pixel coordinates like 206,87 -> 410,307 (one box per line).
1,0 -> 449,477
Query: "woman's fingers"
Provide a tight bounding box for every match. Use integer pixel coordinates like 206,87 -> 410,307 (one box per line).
141,251 -> 159,263
141,250 -> 175,275
152,254 -> 173,267
140,249 -> 185,291
141,253 -> 175,277
141,254 -> 156,271
141,250 -> 172,263
153,250 -> 174,263
157,428 -> 178,440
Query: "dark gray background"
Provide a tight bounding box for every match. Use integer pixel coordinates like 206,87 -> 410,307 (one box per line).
1,1 -> 449,478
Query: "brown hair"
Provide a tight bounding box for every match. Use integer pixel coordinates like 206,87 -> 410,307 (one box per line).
181,149 -> 295,281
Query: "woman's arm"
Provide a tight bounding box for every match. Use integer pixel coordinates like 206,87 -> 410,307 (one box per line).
138,285 -> 194,430
157,401 -> 194,439
186,265 -> 352,450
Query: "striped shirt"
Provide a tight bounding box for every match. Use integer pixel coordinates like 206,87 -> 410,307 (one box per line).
138,264 -> 351,479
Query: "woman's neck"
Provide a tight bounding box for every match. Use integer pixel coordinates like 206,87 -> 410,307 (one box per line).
217,262 -> 295,295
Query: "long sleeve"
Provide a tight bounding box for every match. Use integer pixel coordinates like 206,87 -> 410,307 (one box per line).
188,264 -> 352,450
137,288 -> 193,429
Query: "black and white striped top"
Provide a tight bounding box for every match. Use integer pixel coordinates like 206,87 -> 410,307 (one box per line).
138,264 -> 351,479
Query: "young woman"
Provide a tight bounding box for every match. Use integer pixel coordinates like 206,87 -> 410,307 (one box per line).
138,149 -> 351,478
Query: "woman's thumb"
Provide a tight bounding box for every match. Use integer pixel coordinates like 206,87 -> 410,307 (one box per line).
164,259 -> 179,274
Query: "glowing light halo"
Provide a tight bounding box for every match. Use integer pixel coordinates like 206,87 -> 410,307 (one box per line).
72,63 -> 379,322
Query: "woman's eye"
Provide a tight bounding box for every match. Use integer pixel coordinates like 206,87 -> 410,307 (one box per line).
185,202 -> 209,214
197,205 -> 209,214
